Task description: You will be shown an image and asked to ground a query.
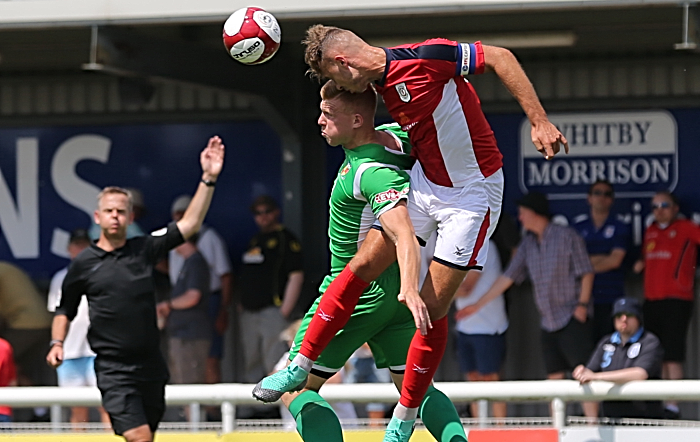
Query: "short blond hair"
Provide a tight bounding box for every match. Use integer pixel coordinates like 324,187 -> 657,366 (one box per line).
303,24 -> 361,82
97,186 -> 133,212
320,80 -> 377,116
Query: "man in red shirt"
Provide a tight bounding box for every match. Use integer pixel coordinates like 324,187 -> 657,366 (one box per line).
0,337 -> 17,422
634,191 -> 700,418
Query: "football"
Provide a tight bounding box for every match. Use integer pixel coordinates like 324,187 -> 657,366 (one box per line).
222,7 -> 281,65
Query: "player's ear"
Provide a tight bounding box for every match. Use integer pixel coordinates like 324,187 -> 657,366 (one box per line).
334,55 -> 347,67
353,113 -> 363,129
93,210 -> 100,226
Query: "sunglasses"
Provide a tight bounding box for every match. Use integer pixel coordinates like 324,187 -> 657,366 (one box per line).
254,208 -> 275,216
591,190 -> 613,197
651,202 -> 671,210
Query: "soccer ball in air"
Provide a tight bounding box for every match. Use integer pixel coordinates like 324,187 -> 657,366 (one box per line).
223,7 -> 281,65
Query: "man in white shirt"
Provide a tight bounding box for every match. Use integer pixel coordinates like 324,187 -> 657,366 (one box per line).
47,228 -> 109,427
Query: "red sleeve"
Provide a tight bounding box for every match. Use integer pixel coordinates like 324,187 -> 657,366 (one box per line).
685,221 -> 700,245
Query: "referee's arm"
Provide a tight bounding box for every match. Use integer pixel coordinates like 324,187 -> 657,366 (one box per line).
177,136 -> 225,239
46,314 -> 70,368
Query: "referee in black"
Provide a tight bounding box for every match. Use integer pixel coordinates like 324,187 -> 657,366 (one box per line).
46,136 -> 225,442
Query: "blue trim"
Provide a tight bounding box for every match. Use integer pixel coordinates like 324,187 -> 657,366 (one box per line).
468,43 -> 476,74
388,44 -> 457,62
610,327 -> 644,344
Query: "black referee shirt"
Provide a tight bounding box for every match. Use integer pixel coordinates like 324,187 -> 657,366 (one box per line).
56,222 -> 184,361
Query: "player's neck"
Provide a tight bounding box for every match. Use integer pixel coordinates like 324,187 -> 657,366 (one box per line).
344,129 -> 376,150
364,46 -> 387,81
96,234 -> 126,252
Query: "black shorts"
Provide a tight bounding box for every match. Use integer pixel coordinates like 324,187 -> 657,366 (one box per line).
643,299 -> 693,363
95,355 -> 168,436
541,318 -> 593,375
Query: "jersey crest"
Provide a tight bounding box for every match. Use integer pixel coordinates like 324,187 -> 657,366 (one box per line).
395,82 -> 411,103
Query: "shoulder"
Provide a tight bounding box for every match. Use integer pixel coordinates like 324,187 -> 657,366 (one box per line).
641,330 -> 661,346
572,214 -> 589,226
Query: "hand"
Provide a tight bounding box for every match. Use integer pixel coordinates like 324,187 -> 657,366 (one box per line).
573,365 -> 596,384
215,307 -> 229,335
156,301 -> 171,318
201,136 -> 225,180
455,304 -> 479,321
633,260 -> 645,274
397,290 -> 432,335
46,345 -> 64,369
573,305 -> 588,323
531,120 -> 569,160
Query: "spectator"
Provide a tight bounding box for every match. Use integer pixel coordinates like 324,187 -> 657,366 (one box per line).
573,180 -> 630,342
0,337 -> 17,423
237,195 -> 304,383
573,297 -> 664,420
633,191 -> 700,419
345,343 -> 390,426
47,228 -> 109,428
0,262 -> 55,394
157,233 -> 211,389
453,240 -> 508,419
89,187 -> 146,241
47,136 -> 224,442
169,195 -> 232,393
462,192 -> 596,416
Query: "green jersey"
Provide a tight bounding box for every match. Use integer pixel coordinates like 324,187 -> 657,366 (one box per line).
324,123 -> 414,281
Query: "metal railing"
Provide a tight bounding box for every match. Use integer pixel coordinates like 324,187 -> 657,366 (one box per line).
2,380 -> 700,433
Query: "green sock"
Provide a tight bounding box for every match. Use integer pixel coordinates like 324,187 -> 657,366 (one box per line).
288,390 -> 343,442
419,385 -> 468,442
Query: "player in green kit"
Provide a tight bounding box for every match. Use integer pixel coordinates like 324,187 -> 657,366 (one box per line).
253,80 -> 466,442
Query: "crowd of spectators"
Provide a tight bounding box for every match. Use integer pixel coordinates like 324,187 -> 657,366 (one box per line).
1,180 -> 699,424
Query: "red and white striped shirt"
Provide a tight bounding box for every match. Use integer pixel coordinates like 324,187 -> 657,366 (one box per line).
375,39 -> 503,188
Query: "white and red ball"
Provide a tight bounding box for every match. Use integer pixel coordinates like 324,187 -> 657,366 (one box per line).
222,7 -> 281,65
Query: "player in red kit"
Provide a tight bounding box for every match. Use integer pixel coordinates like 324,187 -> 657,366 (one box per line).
256,25 -> 567,442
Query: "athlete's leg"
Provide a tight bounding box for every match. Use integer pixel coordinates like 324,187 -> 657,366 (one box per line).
386,372 -> 467,442
254,228 -> 397,402
280,374 -> 343,442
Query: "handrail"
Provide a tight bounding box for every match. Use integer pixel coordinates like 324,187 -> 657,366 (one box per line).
2,380 -> 699,433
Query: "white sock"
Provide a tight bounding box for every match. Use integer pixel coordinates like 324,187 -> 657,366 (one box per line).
393,403 -> 418,421
291,354 -> 313,372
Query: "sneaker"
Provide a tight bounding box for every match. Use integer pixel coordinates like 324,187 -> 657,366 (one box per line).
382,416 -> 415,442
252,363 -> 309,403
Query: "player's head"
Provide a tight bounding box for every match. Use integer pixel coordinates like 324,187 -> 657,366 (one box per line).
587,179 -> 614,212
303,25 -> 374,93
94,186 -> 134,240
516,192 -> 550,233
651,190 -> 679,225
318,80 -> 377,147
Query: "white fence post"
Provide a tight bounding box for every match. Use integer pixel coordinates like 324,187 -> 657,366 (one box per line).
50,404 -> 62,431
189,402 -> 200,431
478,400 -> 489,427
551,397 -> 566,429
222,401 -> 235,434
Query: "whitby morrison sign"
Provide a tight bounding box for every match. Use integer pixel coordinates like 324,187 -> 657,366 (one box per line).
519,111 -> 677,200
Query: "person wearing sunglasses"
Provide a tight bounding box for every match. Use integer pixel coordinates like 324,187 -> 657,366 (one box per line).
633,191 -> 700,419
573,180 -> 630,344
237,195 -> 304,390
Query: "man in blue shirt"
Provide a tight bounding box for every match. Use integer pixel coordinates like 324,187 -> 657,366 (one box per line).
573,180 -> 630,342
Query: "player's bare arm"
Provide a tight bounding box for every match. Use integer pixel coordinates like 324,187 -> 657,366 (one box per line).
379,201 -> 431,334
177,136 -> 225,239
46,314 -> 70,368
481,45 -> 568,160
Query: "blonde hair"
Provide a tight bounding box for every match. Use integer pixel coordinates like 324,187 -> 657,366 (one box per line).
320,80 -> 377,116
97,186 -> 133,212
303,24 -> 362,82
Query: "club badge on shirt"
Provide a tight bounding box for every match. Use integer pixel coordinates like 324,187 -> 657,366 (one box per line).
603,225 -> 616,238
627,342 -> 641,359
395,82 -> 411,103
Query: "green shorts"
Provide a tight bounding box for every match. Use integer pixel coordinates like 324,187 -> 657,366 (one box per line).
289,264 -> 415,378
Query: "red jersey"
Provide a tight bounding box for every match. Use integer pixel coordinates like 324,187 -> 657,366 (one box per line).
642,219 -> 700,301
0,338 -> 16,417
375,39 -> 503,188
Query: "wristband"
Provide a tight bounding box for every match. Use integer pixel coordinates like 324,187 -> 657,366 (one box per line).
49,339 -> 63,348
201,178 -> 216,187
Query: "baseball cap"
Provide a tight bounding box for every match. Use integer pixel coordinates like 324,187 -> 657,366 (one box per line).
69,228 -> 90,244
517,192 -> 550,218
250,195 -> 279,213
612,297 -> 643,320
171,195 -> 191,214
